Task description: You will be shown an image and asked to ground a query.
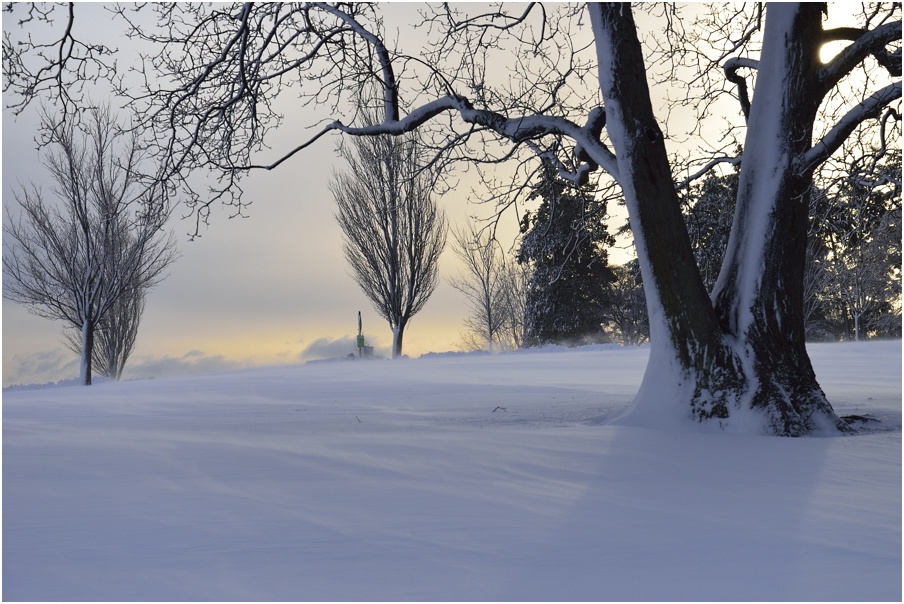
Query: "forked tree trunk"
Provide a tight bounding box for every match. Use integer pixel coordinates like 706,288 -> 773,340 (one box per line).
590,3 -> 850,434
590,4 -> 747,428
712,3 -> 850,434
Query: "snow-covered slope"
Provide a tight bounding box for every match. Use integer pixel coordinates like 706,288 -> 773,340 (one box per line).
3,341 -> 901,600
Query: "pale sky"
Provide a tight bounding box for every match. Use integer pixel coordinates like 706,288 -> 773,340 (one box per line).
21,2 -> 844,386
2,91 -> 542,386
0,4 -> 647,386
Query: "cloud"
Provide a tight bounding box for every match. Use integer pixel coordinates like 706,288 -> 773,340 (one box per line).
3,349 -> 81,388
299,336 -> 360,361
299,336 -> 391,361
123,351 -> 251,380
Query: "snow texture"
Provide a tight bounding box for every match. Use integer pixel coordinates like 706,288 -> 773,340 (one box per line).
3,340 -> 900,601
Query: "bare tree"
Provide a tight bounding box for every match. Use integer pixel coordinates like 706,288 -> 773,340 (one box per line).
822,187 -> 901,341
5,3 -> 900,433
64,283 -> 145,380
94,284 -> 144,380
449,223 -> 510,353
3,106 -> 177,385
497,258 -> 530,351
603,262 -> 650,346
331,127 -> 446,359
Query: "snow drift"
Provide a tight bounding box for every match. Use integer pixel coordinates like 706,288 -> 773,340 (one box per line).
3,341 -> 901,600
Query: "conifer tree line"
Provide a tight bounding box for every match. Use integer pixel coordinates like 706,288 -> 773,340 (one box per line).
455,150 -> 901,351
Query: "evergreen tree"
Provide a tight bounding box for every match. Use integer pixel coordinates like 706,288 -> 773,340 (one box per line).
517,164 -> 616,346
602,260 -> 649,345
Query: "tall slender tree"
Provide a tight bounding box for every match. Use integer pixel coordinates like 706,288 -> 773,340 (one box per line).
331,122 -> 446,359
449,224 -> 510,353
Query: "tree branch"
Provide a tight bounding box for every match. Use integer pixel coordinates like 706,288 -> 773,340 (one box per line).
234,94 -> 620,183
723,57 -> 758,121
819,19 -> 902,93
797,81 -> 902,175
314,2 -> 399,123
675,155 -> 742,191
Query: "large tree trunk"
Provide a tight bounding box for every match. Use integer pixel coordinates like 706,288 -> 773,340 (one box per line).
591,3 -> 850,434
711,3 -> 850,435
590,4 -> 747,429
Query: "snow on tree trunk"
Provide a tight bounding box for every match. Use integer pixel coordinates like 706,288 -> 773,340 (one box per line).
711,3 -> 850,435
589,3 -> 854,435
391,323 -> 405,359
589,4 -> 748,430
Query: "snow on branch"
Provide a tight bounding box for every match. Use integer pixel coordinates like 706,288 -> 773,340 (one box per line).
818,19 -> 902,93
723,57 -> 759,121
797,81 -> 902,175
238,94 -> 620,184
675,155 -> 742,191
352,102 -> 619,183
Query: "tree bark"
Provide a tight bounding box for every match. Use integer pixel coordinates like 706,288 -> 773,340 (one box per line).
391,321 -> 406,359
711,3 -> 850,434
589,3 -> 855,434
79,319 -> 94,386
590,3 -> 747,428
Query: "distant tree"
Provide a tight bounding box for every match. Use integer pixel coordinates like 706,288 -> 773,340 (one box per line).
332,120 -> 447,358
518,164 -> 616,347
602,261 -> 649,346
811,152 -> 902,340
449,224 -> 510,353
3,107 -> 177,385
497,258 -> 530,351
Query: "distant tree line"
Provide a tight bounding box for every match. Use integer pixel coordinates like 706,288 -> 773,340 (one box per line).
682,155 -> 901,343
454,150 -> 900,351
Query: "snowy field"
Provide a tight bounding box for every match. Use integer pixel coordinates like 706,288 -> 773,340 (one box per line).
3,340 -> 901,601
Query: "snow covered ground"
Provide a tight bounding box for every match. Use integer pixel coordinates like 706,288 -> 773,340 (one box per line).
3,341 -> 901,601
